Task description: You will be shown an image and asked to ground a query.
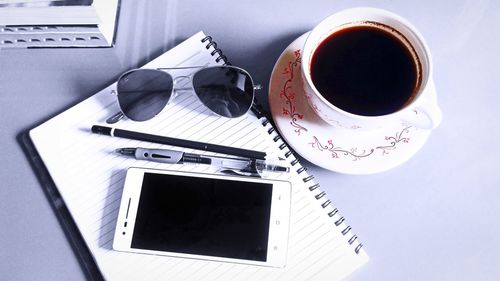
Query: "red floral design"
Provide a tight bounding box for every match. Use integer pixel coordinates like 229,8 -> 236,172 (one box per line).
309,136 -> 375,161
376,127 -> 411,155
280,49 -> 307,135
309,126 -> 412,160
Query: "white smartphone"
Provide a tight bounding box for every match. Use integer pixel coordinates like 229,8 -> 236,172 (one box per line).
113,167 -> 291,268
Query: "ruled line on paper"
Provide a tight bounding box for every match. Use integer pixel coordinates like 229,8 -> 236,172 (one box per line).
289,220 -> 327,251
288,239 -> 347,281
306,248 -> 353,281
276,239 -> 343,281
291,208 -> 315,228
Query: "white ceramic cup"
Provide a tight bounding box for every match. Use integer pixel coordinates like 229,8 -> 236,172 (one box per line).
301,7 -> 442,130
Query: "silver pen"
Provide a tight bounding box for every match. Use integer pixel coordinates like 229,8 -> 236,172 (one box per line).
116,147 -> 290,176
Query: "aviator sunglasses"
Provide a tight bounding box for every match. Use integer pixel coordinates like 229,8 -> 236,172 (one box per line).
106,65 -> 260,124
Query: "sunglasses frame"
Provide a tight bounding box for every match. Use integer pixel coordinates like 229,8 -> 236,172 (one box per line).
106,65 -> 260,124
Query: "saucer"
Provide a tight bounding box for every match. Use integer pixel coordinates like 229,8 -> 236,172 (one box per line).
268,33 -> 433,174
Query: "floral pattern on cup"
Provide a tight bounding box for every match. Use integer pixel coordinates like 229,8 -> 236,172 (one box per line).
278,49 -> 414,161
279,49 -> 307,135
308,126 -> 412,161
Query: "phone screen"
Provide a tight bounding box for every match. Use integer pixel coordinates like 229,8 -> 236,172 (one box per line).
131,172 -> 273,262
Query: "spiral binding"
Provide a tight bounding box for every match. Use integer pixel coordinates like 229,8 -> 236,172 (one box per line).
261,118 -> 364,255
201,36 -> 230,65
201,34 -> 364,254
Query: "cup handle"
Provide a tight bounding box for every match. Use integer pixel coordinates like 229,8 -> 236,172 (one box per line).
401,79 -> 442,129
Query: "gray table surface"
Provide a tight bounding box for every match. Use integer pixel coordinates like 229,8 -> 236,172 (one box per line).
1,1 -> 499,280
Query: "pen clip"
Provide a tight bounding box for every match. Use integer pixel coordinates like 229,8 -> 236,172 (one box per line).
135,148 -> 184,164
219,169 -> 261,178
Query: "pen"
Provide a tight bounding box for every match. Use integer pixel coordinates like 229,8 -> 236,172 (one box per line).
116,147 -> 290,175
91,125 -> 267,160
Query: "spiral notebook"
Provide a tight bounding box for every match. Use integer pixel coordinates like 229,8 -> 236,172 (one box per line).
28,31 -> 368,280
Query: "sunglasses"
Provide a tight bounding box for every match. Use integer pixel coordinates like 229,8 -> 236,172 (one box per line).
106,65 -> 260,124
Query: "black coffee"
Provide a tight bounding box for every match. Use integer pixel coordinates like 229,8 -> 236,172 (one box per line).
310,24 -> 420,116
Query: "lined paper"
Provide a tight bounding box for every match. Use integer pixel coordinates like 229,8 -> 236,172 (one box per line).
30,31 -> 368,280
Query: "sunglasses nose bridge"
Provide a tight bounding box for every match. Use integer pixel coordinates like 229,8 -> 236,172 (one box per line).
172,75 -> 191,84
172,75 -> 194,91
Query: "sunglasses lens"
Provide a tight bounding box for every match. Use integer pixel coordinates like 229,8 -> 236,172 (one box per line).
193,66 -> 254,118
117,69 -> 173,121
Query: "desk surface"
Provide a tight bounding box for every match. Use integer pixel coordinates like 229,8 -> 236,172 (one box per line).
1,1 -> 499,280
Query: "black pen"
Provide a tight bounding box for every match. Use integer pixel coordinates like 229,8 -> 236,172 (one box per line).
91,125 -> 267,160
116,147 -> 289,175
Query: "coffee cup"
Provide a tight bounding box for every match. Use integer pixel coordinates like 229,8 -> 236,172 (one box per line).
301,7 -> 442,130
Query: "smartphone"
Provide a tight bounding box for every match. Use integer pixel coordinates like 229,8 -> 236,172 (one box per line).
113,167 -> 291,267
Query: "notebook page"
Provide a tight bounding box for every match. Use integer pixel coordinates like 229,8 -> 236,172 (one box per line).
30,31 -> 368,280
